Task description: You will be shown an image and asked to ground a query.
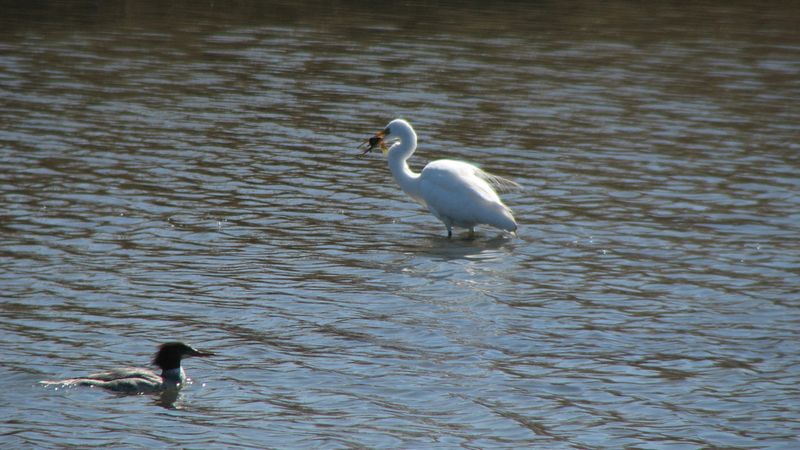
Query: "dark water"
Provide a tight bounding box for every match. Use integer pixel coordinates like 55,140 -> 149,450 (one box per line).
2,1 -> 799,448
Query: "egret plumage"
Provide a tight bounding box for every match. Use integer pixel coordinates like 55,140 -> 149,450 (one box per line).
360,119 -> 519,238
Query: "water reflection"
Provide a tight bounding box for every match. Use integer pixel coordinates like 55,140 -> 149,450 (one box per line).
406,234 -> 518,262
153,389 -> 182,410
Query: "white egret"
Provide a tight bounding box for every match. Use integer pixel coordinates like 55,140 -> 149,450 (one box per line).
360,119 -> 520,238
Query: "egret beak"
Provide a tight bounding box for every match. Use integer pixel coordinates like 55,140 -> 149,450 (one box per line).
358,131 -> 388,155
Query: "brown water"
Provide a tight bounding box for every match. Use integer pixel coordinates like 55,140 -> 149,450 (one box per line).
2,1 -> 799,448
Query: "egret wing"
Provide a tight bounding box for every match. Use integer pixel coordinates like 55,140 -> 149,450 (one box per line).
421,159 -> 510,201
474,168 -> 522,193
419,160 -> 514,229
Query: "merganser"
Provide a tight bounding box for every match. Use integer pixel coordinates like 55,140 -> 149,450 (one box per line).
41,342 -> 214,393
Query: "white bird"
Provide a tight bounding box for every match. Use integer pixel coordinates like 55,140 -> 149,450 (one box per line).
360,119 -> 519,238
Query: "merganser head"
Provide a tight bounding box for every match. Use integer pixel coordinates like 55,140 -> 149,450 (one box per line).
152,342 -> 214,372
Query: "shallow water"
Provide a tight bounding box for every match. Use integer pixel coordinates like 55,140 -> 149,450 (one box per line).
2,1 -> 799,448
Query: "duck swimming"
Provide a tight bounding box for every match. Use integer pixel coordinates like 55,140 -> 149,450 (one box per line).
41,342 -> 214,393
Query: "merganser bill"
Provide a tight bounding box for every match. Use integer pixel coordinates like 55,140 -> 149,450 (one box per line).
41,342 -> 214,393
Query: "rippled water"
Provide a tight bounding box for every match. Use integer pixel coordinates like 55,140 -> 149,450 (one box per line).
2,1 -> 799,448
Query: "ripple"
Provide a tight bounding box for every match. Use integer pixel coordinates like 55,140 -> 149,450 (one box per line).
2,1 -> 800,448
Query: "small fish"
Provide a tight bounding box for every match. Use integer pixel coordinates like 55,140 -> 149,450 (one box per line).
358,131 -> 389,155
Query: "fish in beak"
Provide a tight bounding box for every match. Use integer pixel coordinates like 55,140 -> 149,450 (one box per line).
358,129 -> 390,155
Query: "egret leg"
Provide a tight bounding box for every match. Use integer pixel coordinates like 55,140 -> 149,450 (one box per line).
447,226 -> 452,238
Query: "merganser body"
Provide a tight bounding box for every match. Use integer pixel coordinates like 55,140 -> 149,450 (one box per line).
41,342 -> 214,393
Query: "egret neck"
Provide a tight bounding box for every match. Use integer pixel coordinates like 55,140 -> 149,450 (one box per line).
386,123 -> 424,203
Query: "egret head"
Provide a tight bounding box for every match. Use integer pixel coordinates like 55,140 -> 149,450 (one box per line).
358,119 -> 415,155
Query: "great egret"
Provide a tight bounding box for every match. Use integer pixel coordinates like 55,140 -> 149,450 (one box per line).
360,119 -> 519,238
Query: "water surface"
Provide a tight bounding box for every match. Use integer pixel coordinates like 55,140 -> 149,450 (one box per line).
1,1 -> 799,448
